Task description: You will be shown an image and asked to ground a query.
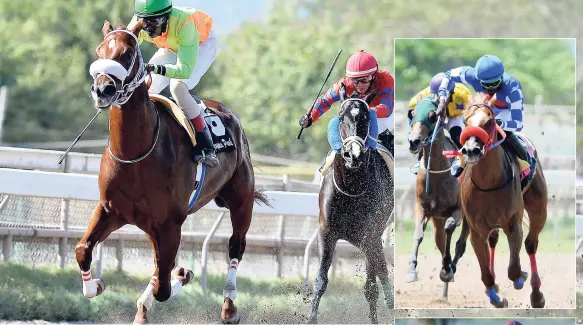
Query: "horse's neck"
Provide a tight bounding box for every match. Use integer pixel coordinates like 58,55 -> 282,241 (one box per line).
108,85 -> 157,161
421,131 -> 450,170
469,146 -> 512,188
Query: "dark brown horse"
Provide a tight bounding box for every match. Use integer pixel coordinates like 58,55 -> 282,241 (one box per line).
457,93 -> 547,308
75,21 -> 269,323
406,98 -> 469,299
307,90 -> 394,324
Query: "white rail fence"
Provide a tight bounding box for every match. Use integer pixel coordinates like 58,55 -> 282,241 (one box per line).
0,168 -> 393,287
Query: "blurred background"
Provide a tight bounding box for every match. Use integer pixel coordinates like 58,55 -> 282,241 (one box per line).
396,319 -> 575,325
0,0 -> 581,323
393,38 -> 577,309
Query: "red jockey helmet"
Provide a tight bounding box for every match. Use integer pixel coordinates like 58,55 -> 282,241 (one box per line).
345,50 -> 378,78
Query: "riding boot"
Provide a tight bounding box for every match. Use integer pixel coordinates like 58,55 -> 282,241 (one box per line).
378,131 -> 394,157
505,132 -> 536,187
191,120 -> 219,167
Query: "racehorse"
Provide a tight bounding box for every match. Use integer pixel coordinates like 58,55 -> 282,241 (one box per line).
406,98 -> 468,297
75,21 -> 269,323
307,90 -> 394,324
457,93 -> 547,308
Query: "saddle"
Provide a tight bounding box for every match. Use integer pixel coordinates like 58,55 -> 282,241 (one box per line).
149,94 -> 236,154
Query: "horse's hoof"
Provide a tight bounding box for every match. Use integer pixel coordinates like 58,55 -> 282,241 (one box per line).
439,268 -> 454,283
493,297 -> 508,308
530,289 -> 545,308
133,303 -> 148,324
406,271 -> 418,283
95,279 -> 105,296
221,297 -> 240,324
173,266 -> 194,286
513,271 -> 528,289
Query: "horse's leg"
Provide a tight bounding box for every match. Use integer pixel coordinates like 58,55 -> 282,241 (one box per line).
134,222 -> 190,324
504,214 -> 529,294
440,209 -> 462,282
75,203 -> 125,298
451,218 -> 470,275
430,217 -> 448,282
307,229 -> 338,324
469,229 -> 508,308
362,242 -> 380,324
523,183 -> 547,308
406,201 -> 428,282
487,229 -> 500,279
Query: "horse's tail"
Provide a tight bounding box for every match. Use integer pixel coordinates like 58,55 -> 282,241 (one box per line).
253,189 -> 272,208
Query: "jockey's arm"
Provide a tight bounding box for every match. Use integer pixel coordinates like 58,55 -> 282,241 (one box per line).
309,80 -> 343,123
438,66 -> 474,101
163,20 -> 200,79
495,85 -> 524,132
370,74 -> 395,131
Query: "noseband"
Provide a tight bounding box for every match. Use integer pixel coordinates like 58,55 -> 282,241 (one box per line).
89,29 -> 147,107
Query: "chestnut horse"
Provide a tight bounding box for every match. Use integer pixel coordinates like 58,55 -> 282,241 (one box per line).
457,93 -> 547,308
75,21 -> 269,323
406,98 -> 469,298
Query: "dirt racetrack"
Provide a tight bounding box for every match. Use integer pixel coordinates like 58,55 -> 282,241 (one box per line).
395,253 -> 575,309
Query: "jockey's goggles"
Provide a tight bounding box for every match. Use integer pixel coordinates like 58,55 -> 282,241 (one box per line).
480,78 -> 502,90
143,15 -> 167,27
351,76 -> 373,85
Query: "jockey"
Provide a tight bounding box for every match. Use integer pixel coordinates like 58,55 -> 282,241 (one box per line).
128,0 -> 219,167
299,50 -> 395,166
437,54 -> 534,183
408,72 -> 471,149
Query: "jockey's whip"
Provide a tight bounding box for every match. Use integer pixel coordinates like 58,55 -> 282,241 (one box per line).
57,110 -> 103,164
297,48 -> 343,139
425,115 -> 443,193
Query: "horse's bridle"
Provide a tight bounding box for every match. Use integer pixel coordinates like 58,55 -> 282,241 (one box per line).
339,98 -> 373,154
460,103 -> 506,160
89,29 -> 160,164
89,29 -> 147,108
461,103 -> 514,191
332,98 -> 374,197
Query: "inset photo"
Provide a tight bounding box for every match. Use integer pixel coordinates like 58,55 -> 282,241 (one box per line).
393,38 -> 576,309
395,318 -> 575,325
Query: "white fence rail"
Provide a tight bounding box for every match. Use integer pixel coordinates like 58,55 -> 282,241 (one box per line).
0,168 -> 392,286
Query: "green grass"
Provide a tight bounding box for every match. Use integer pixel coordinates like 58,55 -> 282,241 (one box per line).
395,216 -> 575,255
0,263 -> 392,323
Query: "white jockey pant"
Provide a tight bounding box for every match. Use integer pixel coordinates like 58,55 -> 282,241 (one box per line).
445,115 -> 464,131
147,30 -> 218,120
377,114 -> 394,134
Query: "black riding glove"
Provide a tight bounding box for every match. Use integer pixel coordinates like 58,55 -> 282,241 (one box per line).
145,64 -> 166,76
299,114 -> 313,128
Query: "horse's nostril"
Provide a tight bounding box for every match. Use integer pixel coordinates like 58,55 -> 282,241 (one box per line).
102,84 -> 116,97
461,147 -> 467,155
471,147 -> 481,156
413,139 -> 420,146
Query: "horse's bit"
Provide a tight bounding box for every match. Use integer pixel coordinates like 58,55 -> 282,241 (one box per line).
89,29 -> 160,164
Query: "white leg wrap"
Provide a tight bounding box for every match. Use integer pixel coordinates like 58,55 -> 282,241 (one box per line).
137,276 -> 156,311
170,279 -> 182,297
81,269 -> 97,298
223,258 -> 239,300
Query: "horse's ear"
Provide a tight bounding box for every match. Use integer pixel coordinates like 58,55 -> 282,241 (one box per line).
364,89 -> 377,105
102,20 -> 113,37
130,19 -> 143,36
339,83 -> 347,101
